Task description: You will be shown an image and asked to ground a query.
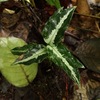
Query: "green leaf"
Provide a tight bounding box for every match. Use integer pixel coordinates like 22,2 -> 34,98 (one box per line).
11,43 -> 39,55
0,37 -> 38,87
14,44 -> 47,65
12,7 -> 83,84
45,0 -> 61,9
0,0 -> 8,3
46,44 -> 82,84
42,7 -> 76,45
57,43 -> 84,69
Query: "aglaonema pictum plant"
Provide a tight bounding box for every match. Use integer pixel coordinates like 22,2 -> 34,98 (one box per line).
12,7 -> 84,84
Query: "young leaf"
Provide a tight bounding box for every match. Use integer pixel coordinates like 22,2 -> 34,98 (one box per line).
11,43 -> 40,55
13,7 -> 84,84
14,44 -> 47,65
56,43 -> 84,69
45,0 -> 61,9
46,44 -> 81,84
0,37 -> 38,87
42,7 -> 76,45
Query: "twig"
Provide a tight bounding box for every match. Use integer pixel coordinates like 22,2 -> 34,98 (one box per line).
95,20 -> 100,33
65,31 -> 82,40
74,12 -> 100,19
75,27 -> 100,34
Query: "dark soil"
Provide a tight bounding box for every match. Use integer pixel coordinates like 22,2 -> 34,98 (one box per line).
0,61 -> 72,100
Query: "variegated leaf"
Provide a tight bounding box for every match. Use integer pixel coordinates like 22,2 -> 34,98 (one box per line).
11,43 -> 35,55
42,7 -> 76,45
56,44 -> 84,69
14,44 -> 47,65
46,44 -> 81,84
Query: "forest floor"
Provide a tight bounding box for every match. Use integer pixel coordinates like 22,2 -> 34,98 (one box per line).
0,0 -> 100,100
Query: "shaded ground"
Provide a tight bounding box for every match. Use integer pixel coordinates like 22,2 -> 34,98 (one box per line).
0,62 -> 71,100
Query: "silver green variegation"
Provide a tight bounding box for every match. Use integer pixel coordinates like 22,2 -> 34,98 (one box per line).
46,44 -> 83,84
13,7 -> 84,84
42,7 -> 76,45
11,43 -> 35,55
13,44 -> 47,64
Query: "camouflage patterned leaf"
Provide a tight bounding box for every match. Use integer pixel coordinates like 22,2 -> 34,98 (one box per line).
42,7 -> 76,45
46,44 -> 84,84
